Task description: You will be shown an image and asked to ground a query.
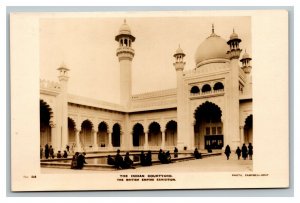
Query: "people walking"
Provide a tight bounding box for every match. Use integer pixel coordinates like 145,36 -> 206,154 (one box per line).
225,145 -> 231,160
248,143 -> 253,160
235,147 -> 241,160
241,143 -> 248,160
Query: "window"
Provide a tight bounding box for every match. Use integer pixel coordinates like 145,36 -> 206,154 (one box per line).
213,82 -> 224,91
217,127 -> 222,134
190,86 -> 200,94
206,127 -> 210,135
212,127 -> 216,135
202,84 -> 212,93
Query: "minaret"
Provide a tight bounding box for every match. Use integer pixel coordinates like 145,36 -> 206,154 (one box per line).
173,45 -> 186,150
57,64 -> 69,151
226,29 -> 242,149
240,50 -> 252,74
115,19 -> 135,107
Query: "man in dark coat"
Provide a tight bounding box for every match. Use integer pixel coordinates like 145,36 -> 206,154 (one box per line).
57,151 -> 62,158
158,149 -> 164,162
242,144 -> 248,160
194,148 -> 202,159
77,152 -> 87,169
225,145 -> 231,160
174,147 -> 178,158
71,152 -> 79,169
44,144 -> 49,159
140,151 -> 146,166
49,145 -> 54,159
235,147 -> 241,160
123,152 -> 135,169
107,155 -> 115,165
63,150 -> 68,158
145,150 -> 152,166
114,149 -> 124,169
248,143 -> 253,160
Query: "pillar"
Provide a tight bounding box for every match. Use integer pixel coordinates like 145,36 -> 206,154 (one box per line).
161,130 -> 166,149
240,126 -> 244,146
93,130 -> 98,150
108,131 -> 113,149
75,129 -> 81,152
50,123 -> 56,150
144,131 -> 149,150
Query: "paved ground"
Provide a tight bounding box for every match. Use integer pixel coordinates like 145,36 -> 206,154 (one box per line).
41,154 -> 252,174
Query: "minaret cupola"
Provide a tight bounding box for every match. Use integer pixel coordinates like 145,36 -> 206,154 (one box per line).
227,29 -> 242,60
115,19 -> 135,61
240,50 -> 252,73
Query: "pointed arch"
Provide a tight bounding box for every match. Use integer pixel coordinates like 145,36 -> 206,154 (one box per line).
68,117 -> 76,146
244,114 -> 253,145
98,121 -> 109,147
112,123 -> 121,147
80,119 -> 93,148
165,120 -> 177,146
132,123 -> 145,147
148,121 -> 162,147
40,100 -> 53,147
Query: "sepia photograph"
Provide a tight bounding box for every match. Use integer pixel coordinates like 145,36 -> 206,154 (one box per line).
10,10 -> 289,191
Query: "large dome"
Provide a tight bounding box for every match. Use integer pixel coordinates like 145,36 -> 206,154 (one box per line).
195,33 -> 229,66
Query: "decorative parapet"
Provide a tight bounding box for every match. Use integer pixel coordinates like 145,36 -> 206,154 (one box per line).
132,88 -> 177,100
183,63 -> 229,78
40,79 -> 61,95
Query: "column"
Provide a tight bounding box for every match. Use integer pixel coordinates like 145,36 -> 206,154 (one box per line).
240,126 -> 244,145
144,131 -> 149,150
93,130 -> 98,151
161,130 -> 166,149
75,129 -> 81,152
50,123 -> 56,149
108,131 -> 113,149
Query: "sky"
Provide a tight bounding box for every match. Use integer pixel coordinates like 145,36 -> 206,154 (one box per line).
40,15 -> 251,103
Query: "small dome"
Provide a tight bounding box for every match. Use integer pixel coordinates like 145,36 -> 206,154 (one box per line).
195,34 -> 229,65
230,29 -> 239,40
241,51 -> 250,59
119,19 -> 131,35
174,45 -> 185,57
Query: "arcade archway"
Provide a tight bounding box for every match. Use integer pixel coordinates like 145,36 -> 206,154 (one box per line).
80,120 -> 93,148
194,101 -> 223,150
112,123 -> 121,147
132,123 -> 145,147
98,122 -> 109,147
244,115 -> 253,145
148,122 -> 162,146
68,117 -> 76,147
40,100 -> 52,147
165,120 -> 177,146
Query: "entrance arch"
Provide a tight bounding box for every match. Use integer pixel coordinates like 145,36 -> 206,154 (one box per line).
80,120 -> 93,148
165,120 -> 177,146
132,123 -> 145,147
194,101 -> 223,150
68,117 -> 76,147
40,100 -> 53,147
244,114 -> 253,144
148,122 -> 162,146
112,123 -> 121,147
98,122 -> 109,147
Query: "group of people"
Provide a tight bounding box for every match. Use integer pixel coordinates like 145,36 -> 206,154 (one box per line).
71,152 -> 87,169
40,144 -> 69,159
158,149 -> 172,164
224,143 -> 253,160
107,150 -> 136,169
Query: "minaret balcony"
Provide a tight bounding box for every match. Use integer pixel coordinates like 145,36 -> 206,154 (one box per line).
190,89 -> 225,100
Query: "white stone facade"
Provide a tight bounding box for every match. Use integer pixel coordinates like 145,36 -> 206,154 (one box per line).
40,21 -> 253,153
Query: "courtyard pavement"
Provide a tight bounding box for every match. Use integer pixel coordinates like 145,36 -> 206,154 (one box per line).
41,154 -> 253,174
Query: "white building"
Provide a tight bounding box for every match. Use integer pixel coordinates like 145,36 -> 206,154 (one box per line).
40,20 -> 253,153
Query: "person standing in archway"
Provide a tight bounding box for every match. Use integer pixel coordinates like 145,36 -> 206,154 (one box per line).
174,147 -> 178,158
44,144 -> 49,159
224,145 -> 231,160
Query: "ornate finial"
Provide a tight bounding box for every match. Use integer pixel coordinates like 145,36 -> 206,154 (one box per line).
124,19 -> 126,24
245,49 -> 247,53
178,44 -> 180,48
233,28 -> 235,33
212,24 -> 215,34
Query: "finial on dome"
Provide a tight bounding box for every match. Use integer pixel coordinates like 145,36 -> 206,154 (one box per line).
212,24 -> 215,34
124,19 -> 126,24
